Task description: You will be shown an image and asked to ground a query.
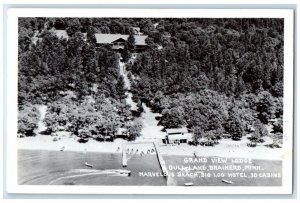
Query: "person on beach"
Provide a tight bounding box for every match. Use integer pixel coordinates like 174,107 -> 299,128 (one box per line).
193,150 -> 197,158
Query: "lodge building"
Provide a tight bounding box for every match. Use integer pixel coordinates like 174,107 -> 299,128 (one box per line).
94,33 -> 148,52
163,127 -> 192,144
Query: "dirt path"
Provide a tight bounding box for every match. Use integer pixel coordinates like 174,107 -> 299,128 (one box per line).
137,103 -> 165,142
119,57 -> 165,142
119,61 -> 131,90
119,60 -> 137,111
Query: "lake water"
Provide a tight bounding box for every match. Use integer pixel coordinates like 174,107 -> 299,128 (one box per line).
18,150 -> 282,186
18,150 -> 166,186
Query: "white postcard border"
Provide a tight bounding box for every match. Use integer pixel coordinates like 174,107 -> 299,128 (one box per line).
5,8 -> 294,194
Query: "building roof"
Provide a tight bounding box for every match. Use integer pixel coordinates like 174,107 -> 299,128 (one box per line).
82,33 -> 87,41
117,128 -> 127,135
54,30 -> 69,40
166,127 -> 188,134
130,27 -> 142,35
167,133 -> 192,140
95,34 -> 148,46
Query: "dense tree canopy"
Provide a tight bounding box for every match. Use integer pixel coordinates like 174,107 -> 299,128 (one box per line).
18,104 -> 41,136
127,18 -> 283,143
18,17 -> 283,145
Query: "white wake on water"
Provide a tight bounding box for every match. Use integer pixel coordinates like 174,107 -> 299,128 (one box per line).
48,169 -> 130,185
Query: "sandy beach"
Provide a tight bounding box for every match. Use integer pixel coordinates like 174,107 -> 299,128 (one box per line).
18,132 -> 284,160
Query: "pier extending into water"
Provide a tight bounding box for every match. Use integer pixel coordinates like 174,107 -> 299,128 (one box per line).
121,142 -> 168,178
153,142 -> 168,178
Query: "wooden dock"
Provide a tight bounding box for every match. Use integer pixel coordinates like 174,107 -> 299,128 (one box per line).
153,142 -> 168,177
121,141 -> 168,177
122,142 -> 127,167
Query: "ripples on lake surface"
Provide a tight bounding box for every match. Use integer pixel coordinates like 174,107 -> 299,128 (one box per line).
18,150 -> 167,186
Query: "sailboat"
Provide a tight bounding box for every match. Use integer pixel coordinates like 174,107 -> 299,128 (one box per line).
83,148 -> 93,168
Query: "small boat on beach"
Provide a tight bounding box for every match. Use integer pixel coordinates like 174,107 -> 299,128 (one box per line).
184,182 -> 194,186
84,162 -> 93,168
60,146 -> 65,151
222,179 -> 234,184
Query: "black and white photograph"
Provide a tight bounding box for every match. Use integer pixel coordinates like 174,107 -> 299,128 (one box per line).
5,8 -> 294,194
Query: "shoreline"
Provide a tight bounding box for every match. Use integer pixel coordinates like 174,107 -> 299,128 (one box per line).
18,133 -> 284,161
